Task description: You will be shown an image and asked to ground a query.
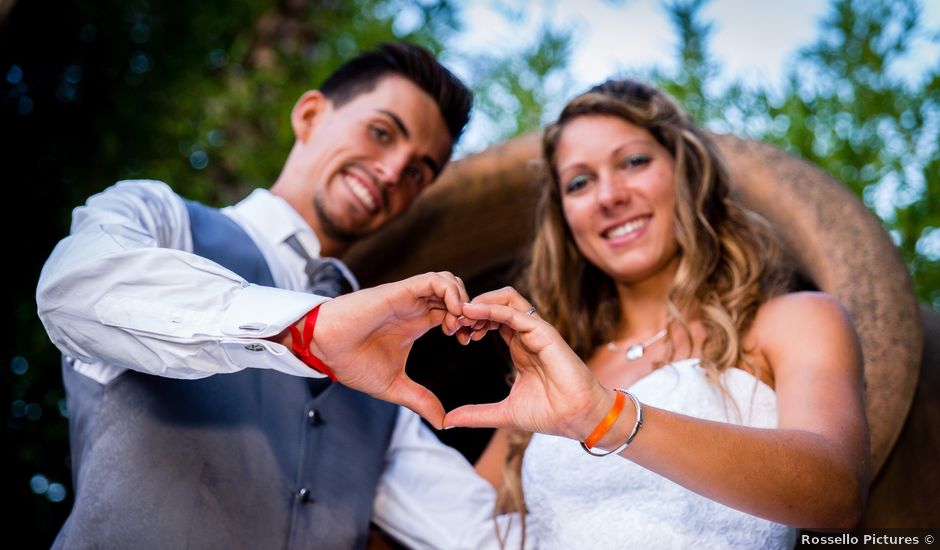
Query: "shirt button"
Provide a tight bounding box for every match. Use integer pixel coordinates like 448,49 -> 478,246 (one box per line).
297,487 -> 312,503
307,409 -> 323,426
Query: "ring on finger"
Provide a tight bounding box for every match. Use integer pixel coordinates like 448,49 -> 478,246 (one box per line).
526,306 -> 537,316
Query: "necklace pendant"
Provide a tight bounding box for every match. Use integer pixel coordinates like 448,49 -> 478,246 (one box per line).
625,343 -> 645,361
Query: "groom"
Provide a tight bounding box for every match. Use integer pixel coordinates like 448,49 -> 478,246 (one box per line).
37,43 -> 492,548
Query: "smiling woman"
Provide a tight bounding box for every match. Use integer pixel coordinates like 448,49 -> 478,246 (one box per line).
441,80 -> 869,547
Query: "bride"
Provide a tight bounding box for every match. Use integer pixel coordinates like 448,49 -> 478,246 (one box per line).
446,79 -> 869,548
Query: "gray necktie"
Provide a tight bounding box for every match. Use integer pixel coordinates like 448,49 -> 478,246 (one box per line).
284,234 -> 355,298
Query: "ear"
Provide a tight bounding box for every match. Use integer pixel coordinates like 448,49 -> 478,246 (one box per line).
291,90 -> 330,142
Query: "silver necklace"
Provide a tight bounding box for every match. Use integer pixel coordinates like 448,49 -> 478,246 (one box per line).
607,329 -> 667,361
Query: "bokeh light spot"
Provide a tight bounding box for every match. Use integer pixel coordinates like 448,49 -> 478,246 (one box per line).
30,474 -> 49,494
6,64 -> 23,84
189,150 -> 209,170
11,355 -> 28,375
26,403 -> 43,421
47,483 -> 68,502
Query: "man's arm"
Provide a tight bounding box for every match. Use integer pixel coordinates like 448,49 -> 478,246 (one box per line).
37,180 -> 329,380
373,409 -> 527,549
38,180 -> 468,424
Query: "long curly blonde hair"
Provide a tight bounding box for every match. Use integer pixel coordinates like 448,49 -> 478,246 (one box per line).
495,80 -> 793,531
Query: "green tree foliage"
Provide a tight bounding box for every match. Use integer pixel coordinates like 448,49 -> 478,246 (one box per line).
651,0 -> 940,307
651,0 -> 720,123
468,21 -> 574,144
771,0 -> 940,306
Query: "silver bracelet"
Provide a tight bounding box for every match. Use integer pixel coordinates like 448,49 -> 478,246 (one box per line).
579,389 -> 644,457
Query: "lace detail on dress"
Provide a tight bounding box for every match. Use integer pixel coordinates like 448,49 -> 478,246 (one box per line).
521,359 -> 796,550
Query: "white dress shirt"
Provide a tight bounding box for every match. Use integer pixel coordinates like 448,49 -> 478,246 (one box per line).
36,180 -> 522,549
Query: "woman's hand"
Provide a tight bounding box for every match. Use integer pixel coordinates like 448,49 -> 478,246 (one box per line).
445,287 -> 615,441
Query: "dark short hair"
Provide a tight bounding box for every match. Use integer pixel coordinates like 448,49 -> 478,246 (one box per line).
320,42 -> 472,143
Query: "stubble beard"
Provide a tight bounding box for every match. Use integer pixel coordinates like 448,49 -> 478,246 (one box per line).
313,193 -> 368,246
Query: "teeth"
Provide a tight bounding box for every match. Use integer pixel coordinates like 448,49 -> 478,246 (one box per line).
606,218 -> 647,238
346,175 -> 375,211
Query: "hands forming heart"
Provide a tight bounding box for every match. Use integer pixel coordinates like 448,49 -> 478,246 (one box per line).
312,273 -> 613,441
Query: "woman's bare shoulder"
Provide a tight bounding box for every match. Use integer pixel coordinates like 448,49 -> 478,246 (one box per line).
750,291 -> 860,372
754,291 -> 852,331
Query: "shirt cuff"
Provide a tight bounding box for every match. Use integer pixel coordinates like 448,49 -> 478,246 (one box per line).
221,339 -> 327,378
220,284 -> 329,337
220,284 -> 332,378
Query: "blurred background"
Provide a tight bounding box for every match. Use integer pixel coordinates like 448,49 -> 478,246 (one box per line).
3,0 -> 937,545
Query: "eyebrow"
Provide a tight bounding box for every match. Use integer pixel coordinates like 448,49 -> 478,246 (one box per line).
378,109 -> 441,178
557,162 -> 586,178
557,139 -> 656,176
379,109 -> 410,138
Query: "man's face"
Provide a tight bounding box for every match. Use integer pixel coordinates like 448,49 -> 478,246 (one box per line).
293,75 -> 453,242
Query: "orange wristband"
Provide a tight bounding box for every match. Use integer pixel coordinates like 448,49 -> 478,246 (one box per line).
288,304 -> 337,381
583,391 -> 625,449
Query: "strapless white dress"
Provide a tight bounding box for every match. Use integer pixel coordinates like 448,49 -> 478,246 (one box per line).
522,358 -> 797,549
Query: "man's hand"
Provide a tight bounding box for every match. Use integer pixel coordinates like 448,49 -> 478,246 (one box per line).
309,272 -> 468,429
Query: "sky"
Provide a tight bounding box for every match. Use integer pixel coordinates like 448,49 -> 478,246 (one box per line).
447,0 -> 940,152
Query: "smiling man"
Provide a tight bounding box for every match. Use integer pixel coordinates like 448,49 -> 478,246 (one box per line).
274,62 -> 458,254
36,43 -> 495,549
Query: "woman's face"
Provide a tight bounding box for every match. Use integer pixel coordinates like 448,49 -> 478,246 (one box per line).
555,114 -> 679,284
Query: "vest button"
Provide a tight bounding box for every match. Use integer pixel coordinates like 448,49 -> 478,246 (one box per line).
307,409 -> 323,426
297,487 -> 312,503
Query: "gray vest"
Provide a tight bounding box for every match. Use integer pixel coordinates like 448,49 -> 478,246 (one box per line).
55,200 -> 399,549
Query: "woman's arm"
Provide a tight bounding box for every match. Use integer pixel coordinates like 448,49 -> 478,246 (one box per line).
448,289 -> 870,528
614,292 -> 869,527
